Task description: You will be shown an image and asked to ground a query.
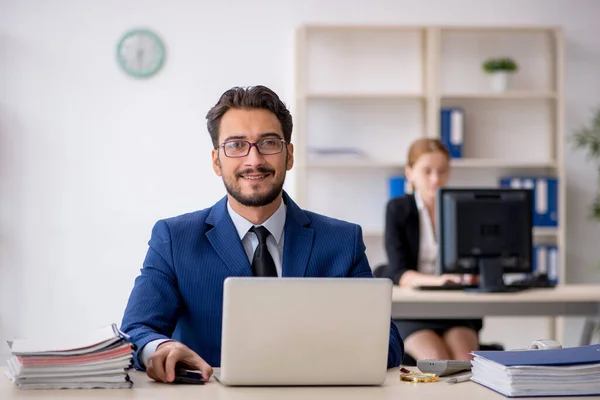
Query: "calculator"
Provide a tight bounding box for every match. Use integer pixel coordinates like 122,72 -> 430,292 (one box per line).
416,359 -> 472,376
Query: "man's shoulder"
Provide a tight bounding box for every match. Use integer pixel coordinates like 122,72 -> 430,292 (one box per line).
163,208 -> 210,225
156,206 -> 214,235
301,209 -> 360,234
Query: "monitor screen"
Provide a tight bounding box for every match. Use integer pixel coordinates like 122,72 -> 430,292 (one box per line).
437,188 -> 533,292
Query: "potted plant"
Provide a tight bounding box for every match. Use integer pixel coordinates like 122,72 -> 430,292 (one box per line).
571,107 -> 600,343
571,107 -> 600,225
482,57 -> 518,92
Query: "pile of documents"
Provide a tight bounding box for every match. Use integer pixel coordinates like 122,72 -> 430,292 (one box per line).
470,344 -> 600,397
4,323 -> 134,389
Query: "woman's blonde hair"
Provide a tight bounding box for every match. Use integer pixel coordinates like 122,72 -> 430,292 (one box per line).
407,137 -> 450,167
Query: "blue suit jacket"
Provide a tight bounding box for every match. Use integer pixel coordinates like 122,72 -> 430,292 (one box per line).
121,192 -> 404,370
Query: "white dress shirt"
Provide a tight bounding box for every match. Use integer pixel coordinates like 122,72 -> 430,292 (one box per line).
228,199 -> 286,277
139,198 -> 287,367
414,191 -> 438,275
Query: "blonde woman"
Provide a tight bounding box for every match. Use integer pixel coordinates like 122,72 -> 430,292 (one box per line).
381,138 -> 481,361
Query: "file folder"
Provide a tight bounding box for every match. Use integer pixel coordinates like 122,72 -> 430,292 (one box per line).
472,344 -> 600,367
533,244 -> 547,276
440,107 -> 464,158
547,245 -> 559,285
532,244 -> 559,285
388,176 -> 411,198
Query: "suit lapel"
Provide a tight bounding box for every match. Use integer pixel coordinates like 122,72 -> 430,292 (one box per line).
281,193 -> 314,277
205,196 -> 252,277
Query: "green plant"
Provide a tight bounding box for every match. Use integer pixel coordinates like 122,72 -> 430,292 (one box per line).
571,108 -> 600,222
482,57 -> 518,73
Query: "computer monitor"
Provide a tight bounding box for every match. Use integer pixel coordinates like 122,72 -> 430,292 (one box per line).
436,188 -> 533,293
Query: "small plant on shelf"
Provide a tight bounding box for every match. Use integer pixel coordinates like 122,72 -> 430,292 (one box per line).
482,57 -> 518,73
482,57 -> 518,92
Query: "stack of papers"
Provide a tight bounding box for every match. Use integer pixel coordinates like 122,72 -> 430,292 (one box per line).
307,147 -> 367,160
470,344 -> 600,397
4,323 -> 134,389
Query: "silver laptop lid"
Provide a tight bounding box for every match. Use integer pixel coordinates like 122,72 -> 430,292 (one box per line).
219,277 -> 392,386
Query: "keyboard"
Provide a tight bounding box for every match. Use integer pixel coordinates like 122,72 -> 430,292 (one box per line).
415,284 -> 478,291
414,284 -> 531,292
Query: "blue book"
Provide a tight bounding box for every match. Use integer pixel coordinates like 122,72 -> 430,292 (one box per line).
440,107 -> 464,158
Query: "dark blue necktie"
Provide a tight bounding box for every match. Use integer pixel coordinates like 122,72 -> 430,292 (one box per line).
250,226 -> 277,277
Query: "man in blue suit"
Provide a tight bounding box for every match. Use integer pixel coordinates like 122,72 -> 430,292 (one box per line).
120,85 -> 404,383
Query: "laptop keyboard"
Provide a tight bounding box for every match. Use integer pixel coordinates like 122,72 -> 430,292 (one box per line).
414,284 -> 532,292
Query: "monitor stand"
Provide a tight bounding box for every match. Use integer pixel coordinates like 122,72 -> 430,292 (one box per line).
466,258 -> 520,293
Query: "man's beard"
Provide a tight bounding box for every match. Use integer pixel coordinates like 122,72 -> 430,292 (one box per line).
223,166 -> 285,207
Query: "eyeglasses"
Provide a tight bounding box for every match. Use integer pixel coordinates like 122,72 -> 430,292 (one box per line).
219,138 -> 287,158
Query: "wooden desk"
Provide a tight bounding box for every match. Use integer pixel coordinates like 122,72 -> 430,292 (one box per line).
391,284 -> 600,319
3,369 -> 599,399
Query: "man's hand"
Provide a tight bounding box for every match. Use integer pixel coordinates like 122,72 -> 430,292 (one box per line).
146,341 -> 213,383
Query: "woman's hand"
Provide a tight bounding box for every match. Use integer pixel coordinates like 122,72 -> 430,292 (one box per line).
438,274 -> 478,286
438,274 -> 463,285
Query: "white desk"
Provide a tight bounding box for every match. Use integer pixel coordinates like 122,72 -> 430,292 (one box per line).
391,284 -> 600,319
3,369 -> 599,399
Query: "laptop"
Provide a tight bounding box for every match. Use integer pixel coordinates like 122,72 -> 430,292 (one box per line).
214,277 -> 393,386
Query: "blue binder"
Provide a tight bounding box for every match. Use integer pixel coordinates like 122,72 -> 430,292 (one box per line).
544,178 -> 559,227
440,107 -> 464,158
388,176 -> 411,199
532,244 -> 559,285
546,244 -> 559,285
532,244 -> 545,275
472,344 -> 600,367
472,344 -> 600,397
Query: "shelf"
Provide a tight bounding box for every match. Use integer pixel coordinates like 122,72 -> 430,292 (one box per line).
304,93 -> 425,100
450,159 -> 557,169
304,158 -> 556,169
297,24 -> 565,286
303,92 -> 555,101
439,26 -> 559,33
533,227 -> 559,236
441,92 -> 557,100
305,159 -> 403,169
363,227 -> 557,238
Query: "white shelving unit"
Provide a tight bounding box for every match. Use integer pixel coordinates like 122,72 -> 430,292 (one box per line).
294,25 -> 565,286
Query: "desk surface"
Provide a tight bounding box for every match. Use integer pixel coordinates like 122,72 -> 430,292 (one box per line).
391,284 -> 600,318
3,369 -> 599,400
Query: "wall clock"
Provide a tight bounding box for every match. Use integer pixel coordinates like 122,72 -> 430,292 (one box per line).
116,28 -> 166,78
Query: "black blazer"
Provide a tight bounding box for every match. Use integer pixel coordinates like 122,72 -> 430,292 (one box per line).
376,194 -> 420,285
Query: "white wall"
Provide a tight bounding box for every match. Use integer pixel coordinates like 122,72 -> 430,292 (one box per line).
1,0 -> 599,358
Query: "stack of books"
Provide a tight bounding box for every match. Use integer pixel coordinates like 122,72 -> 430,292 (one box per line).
4,323 -> 134,390
470,344 -> 600,397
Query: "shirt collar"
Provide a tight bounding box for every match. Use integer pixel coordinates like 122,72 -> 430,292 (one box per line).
414,191 -> 425,211
227,198 -> 287,244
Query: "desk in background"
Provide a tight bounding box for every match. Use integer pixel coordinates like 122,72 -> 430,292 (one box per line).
3,369 -> 599,399
392,284 -> 600,344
